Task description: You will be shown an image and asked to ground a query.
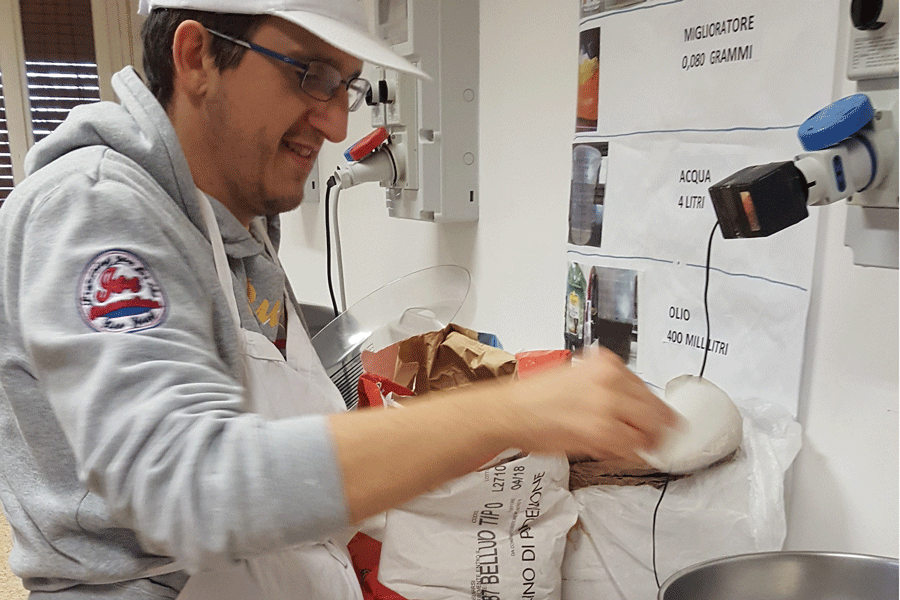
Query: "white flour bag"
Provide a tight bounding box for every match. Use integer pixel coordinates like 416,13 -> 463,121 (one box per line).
378,451 -> 578,600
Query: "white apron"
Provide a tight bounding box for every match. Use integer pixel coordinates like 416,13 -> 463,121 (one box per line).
172,190 -> 363,600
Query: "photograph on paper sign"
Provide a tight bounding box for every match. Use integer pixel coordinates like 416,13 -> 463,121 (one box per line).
568,141 -> 608,247
576,27 -> 600,132
580,0 -> 646,19
564,262 -> 638,368
588,265 -> 638,366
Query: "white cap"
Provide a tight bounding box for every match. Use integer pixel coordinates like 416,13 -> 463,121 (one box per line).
138,0 -> 427,78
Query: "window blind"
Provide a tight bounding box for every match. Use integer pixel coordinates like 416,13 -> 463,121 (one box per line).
25,60 -> 101,143
21,0 -> 101,144
0,73 -> 12,205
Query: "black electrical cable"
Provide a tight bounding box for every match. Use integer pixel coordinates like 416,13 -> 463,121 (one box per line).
652,219 -> 719,589
699,220 -> 720,379
652,473 -> 671,588
324,176 -> 340,318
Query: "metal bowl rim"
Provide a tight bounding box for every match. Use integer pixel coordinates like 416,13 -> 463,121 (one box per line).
658,550 -> 900,597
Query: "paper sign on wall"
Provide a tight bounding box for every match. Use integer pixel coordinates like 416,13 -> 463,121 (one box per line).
564,0 -> 839,415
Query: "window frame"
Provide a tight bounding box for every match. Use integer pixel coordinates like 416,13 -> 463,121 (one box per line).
91,0 -> 145,102
0,0 -> 33,185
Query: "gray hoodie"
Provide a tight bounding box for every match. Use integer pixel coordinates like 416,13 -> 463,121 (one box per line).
0,67 -> 348,597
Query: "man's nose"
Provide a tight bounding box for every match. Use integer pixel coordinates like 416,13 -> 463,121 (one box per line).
307,99 -> 351,144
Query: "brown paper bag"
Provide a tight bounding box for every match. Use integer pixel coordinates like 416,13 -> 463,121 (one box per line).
361,324 -> 517,398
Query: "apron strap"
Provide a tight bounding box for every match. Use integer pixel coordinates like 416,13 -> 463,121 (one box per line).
249,219 -> 305,366
196,188 -> 243,332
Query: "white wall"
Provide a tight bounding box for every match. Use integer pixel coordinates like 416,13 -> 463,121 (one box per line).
280,0 -> 579,353
279,0 -> 899,557
783,3 -> 899,557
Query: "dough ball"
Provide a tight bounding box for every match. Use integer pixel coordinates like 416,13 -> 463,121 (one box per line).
637,375 -> 742,474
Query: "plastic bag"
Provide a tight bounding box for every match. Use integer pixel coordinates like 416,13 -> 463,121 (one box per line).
561,399 -> 802,600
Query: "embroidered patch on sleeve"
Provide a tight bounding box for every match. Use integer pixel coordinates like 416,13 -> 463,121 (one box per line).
78,250 -> 168,332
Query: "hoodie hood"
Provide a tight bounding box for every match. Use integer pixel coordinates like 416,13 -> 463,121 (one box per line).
25,67 -> 211,242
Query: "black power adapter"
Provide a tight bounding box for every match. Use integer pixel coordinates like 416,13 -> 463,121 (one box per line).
708,161 -> 811,239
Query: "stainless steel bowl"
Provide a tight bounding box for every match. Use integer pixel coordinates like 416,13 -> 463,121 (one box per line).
659,551 -> 899,600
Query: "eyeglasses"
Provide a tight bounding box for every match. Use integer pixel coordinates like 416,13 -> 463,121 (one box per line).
206,28 -> 371,112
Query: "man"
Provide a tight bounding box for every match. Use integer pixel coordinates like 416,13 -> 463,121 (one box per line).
0,1 -> 676,598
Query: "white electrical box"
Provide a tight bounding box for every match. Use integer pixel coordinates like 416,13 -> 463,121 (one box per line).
847,0 -> 898,80
372,0 -> 479,222
842,0 -> 899,268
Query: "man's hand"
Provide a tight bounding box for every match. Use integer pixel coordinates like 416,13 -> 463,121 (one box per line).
493,346 -> 678,462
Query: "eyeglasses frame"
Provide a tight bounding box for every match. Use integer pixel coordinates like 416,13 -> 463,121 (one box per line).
205,27 -> 371,112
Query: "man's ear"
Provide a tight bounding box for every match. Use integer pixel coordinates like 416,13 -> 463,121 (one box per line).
171,20 -> 215,100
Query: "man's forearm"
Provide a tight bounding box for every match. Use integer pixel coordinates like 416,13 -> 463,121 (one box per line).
330,381 -> 515,524
329,348 -> 677,524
